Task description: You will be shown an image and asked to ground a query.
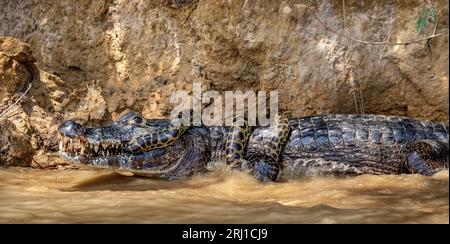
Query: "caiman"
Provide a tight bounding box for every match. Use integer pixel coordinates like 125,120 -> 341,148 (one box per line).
58,112 -> 449,181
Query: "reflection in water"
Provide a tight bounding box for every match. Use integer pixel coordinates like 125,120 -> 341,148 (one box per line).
0,167 -> 448,223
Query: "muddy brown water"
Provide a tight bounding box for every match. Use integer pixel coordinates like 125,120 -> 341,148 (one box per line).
0,167 -> 448,223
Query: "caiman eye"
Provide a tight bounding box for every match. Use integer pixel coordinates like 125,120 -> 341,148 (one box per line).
132,116 -> 143,124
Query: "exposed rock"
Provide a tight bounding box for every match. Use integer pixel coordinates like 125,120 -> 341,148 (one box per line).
0,37 -> 36,101
63,81 -> 108,122
1,0 -> 447,122
0,120 -> 32,167
0,37 -> 107,166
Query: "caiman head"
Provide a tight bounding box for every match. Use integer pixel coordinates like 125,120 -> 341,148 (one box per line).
57,112 -> 210,179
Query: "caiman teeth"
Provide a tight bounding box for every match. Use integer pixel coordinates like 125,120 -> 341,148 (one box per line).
60,135 -> 128,157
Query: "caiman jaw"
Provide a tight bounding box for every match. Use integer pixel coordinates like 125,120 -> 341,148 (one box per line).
57,120 -> 132,160
58,133 -> 130,158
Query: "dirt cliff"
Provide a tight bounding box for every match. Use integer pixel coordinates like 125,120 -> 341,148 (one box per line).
0,0 -> 448,166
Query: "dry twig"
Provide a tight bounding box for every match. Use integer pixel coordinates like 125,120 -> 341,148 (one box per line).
313,13 -> 445,46
0,83 -> 32,119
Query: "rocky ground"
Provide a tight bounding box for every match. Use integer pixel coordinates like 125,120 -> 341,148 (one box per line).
0,37 -> 105,167
0,0 -> 448,167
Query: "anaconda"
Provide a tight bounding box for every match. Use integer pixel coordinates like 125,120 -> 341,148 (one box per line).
58,112 -> 449,181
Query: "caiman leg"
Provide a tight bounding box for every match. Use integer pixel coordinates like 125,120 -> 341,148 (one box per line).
225,115 -> 291,181
406,140 -> 449,176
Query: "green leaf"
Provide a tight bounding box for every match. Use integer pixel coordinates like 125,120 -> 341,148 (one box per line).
417,18 -> 428,33
429,9 -> 437,23
416,7 -> 438,33
416,19 -> 422,33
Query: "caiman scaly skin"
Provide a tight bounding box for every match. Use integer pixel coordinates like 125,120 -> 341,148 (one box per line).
58,113 -> 449,181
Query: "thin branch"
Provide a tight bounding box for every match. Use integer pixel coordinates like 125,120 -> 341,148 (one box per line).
313,13 -> 446,46
32,158 -> 43,169
353,90 -> 358,114
342,0 -> 346,30
342,0 -> 364,114
0,62 -> 36,119
427,13 -> 438,61
0,83 -> 32,118
432,14 -> 438,36
359,83 -> 364,114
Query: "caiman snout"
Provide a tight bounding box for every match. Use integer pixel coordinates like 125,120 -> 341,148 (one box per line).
58,119 -> 132,158
58,120 -> 85,138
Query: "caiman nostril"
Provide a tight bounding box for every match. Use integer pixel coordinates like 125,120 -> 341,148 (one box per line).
58,120 -> 85,138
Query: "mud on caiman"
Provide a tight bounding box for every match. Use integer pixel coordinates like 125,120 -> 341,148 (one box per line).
58,113 -> 449,181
